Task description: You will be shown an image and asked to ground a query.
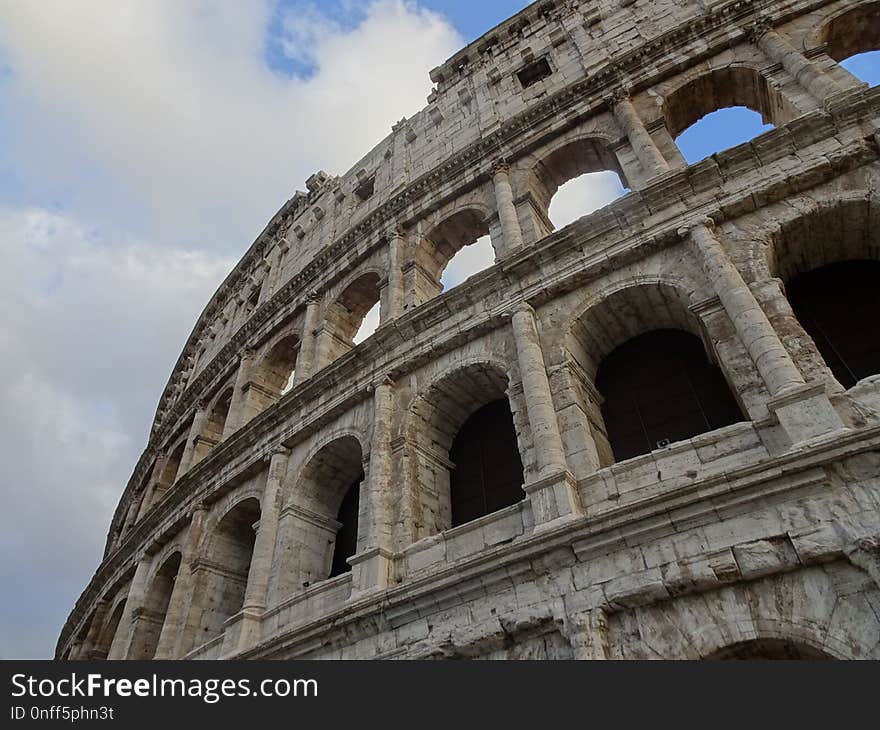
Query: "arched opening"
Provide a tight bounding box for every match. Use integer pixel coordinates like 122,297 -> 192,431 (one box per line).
255,334 -> 299,398
449,399 -> 524,528
414,209 -> 493,305
548,171 -> 628,229
706,638 -> 833,660
596,330 -> 744,462
664,67 -> 797,163
441,234 -> 495,291
94,599 -> 126,659
409,363 -> 525,536
329,479 -> 361,577
192,386 -> 233,464
787,261 -> 880,389
197,498 -> 260,643
278,436 -> 364,593
353,301 -> 380,344
318,273 -> 381,367
532,138 -> 628,232
768,200 -> 880,390
157,439 -> 186,491
821,2 -> 880,86
566,283 -> 745,467
675,107 -> 774,164
128,552 -> 181,660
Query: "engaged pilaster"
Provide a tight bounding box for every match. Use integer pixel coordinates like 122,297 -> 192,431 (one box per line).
224,349 -> 256,439
177,403 -> 208,477
510,304 -> 582,528
153,504 -> 207,659
349,377 -> 395,597
108,555 -> 153,660
237,447 -> 290,652
492,160 -> 525,254
752,22 -> 841,103
610,92 -> 670,177
684,219 -> 845,443
293,292 -> 321,386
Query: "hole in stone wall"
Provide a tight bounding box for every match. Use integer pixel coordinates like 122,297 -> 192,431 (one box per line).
675,107 -> 774,164
440,235 -> 495,290
517,57 -> 553,88
548,170 -> 628,229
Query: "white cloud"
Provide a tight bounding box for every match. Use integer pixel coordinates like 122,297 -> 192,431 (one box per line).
0,0 -> 463,657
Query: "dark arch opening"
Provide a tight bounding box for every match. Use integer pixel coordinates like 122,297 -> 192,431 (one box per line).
706,638 -> 833,660
449,399 -> 525,528
664,67 -> 798,163
198,498 -> 260,642
95,599 -> 126,659
787,260 -> 880,388
329,476 -> 362,578
129,552 -> 181,660
596,330 -> 744,462
320,273 -> 382,366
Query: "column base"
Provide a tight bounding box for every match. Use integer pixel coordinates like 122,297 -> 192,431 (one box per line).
523,469 -> 583,531
222,607 -> 264,656
348,546 -> 394,599
768,382 -> 848,446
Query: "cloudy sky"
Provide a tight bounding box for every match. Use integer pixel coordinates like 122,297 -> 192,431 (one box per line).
1,1 -> 876,660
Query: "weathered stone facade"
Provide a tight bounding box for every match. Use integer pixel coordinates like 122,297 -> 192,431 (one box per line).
59,0 -> 880,660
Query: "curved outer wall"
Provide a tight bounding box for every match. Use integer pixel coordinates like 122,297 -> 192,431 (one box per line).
59,0 -> 880,660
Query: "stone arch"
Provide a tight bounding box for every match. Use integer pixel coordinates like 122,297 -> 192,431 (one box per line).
564,280 -> 744,466
128,550 -> 182,660
410,207 -> 494,307
815,1 -> 880,63
610,563 -> 878,660
191,496 -> 261,645
662,65 -> 800,158
157,437 -> 187,491
704,638 -> 834,660
763,195 -> 880,390
526,132 -> 628,231
93,596 -> 127,659
242,331 -> 301,420
316,272 -> 382,368
277,434 -> 366,594
195,385 -> 234,463
405,359 -> 525,535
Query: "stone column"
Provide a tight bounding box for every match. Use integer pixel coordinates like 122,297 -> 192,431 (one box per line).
224,349 -> 256,439
79,600 -> 110,660
685,219 -> 844,442
237,447 -> 290,651
153,505 -> 207,659
510,304 -> 582,527
177,403 -> 208,478
384,229 -> 406,322
610,93 -> 670,177
753,25 -> 841,103
349,377 -> 395,596
107,555 -> 153,659
293,293 -> 321,386
135,456 -> 168,522
492,161 -> 525,254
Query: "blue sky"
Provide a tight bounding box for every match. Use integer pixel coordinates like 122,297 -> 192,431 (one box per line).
0,1 -> 877,659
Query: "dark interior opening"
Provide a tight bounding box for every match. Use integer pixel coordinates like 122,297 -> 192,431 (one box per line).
597,329 -> 744,462
449,399 -> 524,527
787,260 -> 880,389
329,476 -> 362,577
517,57 -> 552,88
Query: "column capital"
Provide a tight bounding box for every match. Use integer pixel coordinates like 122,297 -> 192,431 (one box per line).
305,290 -> 321,305
491,158 -> 511,176
270,445 -> 291,459
508,301 -> 536,320
605,86 -> 631,109
678,215 -> 717,239
748,17 -> 772,44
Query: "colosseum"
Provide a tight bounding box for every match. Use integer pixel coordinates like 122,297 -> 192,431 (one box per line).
58,0 -> 880,660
